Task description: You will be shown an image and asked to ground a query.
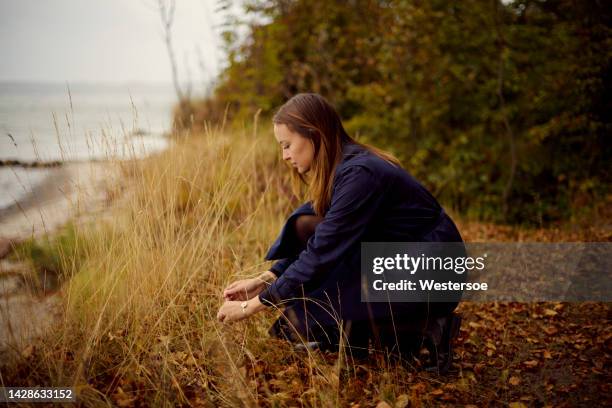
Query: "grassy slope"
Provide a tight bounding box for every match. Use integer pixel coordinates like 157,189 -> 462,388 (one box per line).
2,125 -> 610,407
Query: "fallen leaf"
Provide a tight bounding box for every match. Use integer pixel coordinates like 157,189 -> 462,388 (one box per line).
113,387 -> 136,408
393,394 -> 410,408
523,360 -> 539,368
543,309 -> 558,316
544,326 -> 558,335
411,382 -> 427,394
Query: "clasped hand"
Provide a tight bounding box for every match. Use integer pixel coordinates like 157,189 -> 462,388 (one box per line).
217,277 -> 267,323
223,277 -> 265,301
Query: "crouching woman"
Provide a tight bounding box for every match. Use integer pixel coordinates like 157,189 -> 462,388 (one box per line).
217,93 -> 463,371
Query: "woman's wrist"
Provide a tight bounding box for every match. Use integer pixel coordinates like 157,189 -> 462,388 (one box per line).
257,270 -> 277,286
247,296 -> 267,315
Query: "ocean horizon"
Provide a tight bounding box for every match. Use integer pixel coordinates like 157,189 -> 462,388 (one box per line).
0,80 -> 177,211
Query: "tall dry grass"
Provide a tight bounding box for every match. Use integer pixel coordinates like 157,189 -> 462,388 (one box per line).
3,122 -> 395,406
5,117 -> 609,407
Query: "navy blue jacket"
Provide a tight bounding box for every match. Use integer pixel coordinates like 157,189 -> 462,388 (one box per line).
258,142 -> 463,325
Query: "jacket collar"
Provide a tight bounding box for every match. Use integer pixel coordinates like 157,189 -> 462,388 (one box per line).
341,140 -> 367,161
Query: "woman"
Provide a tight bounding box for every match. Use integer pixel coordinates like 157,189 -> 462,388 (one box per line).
217,93 -> 463,371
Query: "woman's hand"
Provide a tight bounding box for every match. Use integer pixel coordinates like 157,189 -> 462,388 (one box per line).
223,271 -> 277,301
217,296 -> 267,323
223,278 -> 264,301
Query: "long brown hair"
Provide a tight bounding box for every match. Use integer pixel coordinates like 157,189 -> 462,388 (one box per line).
273,93 -> 401,215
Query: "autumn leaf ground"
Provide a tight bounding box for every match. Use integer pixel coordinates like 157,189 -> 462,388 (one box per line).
1,127 -> 610,407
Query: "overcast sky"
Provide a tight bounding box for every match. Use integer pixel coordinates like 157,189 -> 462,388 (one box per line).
0,0 -> 232,87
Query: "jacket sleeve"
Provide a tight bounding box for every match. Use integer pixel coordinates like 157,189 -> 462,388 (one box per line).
259,165 -> 387,306
269,257 -> 297,277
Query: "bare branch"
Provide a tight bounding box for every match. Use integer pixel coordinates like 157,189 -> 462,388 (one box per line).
158,0 -> 184,102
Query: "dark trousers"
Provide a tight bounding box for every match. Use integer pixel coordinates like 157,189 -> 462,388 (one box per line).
269,300 -> 456,360
268,214 -> 458,360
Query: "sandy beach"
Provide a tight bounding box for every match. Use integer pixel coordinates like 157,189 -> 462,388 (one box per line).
0,161 -> 116,243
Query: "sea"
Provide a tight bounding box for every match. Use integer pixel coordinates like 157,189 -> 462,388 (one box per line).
0,81 -> 176,211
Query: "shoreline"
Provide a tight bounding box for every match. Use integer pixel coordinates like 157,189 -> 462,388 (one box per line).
0,159 -> 119,350
0,165 -> 71,223
0,160 -> 116,247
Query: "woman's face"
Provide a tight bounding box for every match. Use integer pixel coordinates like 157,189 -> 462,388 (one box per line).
274,123 -> 315,174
